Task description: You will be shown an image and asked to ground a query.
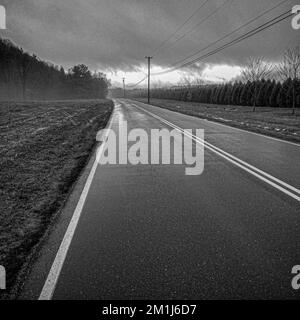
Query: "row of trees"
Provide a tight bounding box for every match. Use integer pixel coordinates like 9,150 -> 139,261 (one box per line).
0,38 -> 110,100
134,78 -> 300,110
132,48 -> 300,114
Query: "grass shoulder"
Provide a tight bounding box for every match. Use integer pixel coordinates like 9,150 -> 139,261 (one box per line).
0,99 -> 113,297
134,98 -> 300,144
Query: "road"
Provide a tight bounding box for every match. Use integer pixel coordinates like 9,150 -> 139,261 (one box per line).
22,99 -> 300,299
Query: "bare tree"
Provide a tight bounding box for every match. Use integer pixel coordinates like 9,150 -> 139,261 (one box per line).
194,77 -> 205,86
277,47 -> 300,115
178,75 -> 193,89
242,57 -> 273,111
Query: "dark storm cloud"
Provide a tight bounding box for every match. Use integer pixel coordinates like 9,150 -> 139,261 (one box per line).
0,0 -> 298,72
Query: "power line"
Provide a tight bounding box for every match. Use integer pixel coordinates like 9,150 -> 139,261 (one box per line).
187,16 -> 290,67
162,0 -> 288,70
128,1 -> 291,88
178,0 -> 233,39
151,0 -> 210,57
152,9 -> 292,76
175,11 -> 293,70
131,0 -> 232,86
154,0 -> 233,57
127,75 -> 148,88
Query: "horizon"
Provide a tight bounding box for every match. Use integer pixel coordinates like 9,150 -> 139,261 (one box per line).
0,0 -> 299,87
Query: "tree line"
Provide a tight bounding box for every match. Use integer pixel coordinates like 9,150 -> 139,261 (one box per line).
0,38 -> 110,100
132,48 -> 300,114
134,78 -> 300,109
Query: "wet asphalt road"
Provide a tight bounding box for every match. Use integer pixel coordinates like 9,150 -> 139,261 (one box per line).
42,99 -> 300,299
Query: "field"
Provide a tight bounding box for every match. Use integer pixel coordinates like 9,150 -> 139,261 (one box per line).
0,99 -> 113,295
135,98 -> 300,143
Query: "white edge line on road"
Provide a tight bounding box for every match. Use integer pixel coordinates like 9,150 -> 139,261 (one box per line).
39,99 -> 300,299
133,99 -> 300,148
132,103 -> 300,202
38,111 -> 115,300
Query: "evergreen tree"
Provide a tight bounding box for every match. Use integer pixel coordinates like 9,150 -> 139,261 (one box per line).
295,79 -> 300,109
240,83 -> 249,106
276,82 -> 288,108
264,80 -> 275,107
218,85 -> 226,104
247,82 -> 256,106
225,84 -> 233,105
211,87 -> 219,104
285,78 -> 294,108
269,82 -> 281,107
256,79 -> 267,107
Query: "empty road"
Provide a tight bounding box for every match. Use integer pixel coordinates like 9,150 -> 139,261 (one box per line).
21,99 -> 300,300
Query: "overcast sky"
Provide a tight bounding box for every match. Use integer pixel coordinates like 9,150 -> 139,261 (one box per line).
0,0 -> 298,86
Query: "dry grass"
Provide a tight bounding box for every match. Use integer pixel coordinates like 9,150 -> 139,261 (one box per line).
0,99 -> 113,293
135,98 -> 300,143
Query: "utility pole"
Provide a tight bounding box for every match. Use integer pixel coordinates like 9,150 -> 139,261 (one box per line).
122,77 -> 126,98
145,56 -> 152,104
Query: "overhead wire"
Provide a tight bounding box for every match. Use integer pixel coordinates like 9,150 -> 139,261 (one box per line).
151,0 -> 210,57
154,0 -> 234,57
152,9 -> 292,76
128,1 -> 291,87
160,0 -> 288,69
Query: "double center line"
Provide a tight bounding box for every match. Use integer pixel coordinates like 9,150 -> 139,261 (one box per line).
39,101 -> 300,300
132,103 -> 300,202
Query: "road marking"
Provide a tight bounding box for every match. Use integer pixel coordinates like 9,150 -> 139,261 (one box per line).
39,111 -> 115,300
131,100 -> 299,147
132,103 -> 300,202
39,100 -> 300,299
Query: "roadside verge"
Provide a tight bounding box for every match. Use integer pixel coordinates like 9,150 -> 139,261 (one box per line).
0,100 -> 114,300
133,98 -> 300,144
